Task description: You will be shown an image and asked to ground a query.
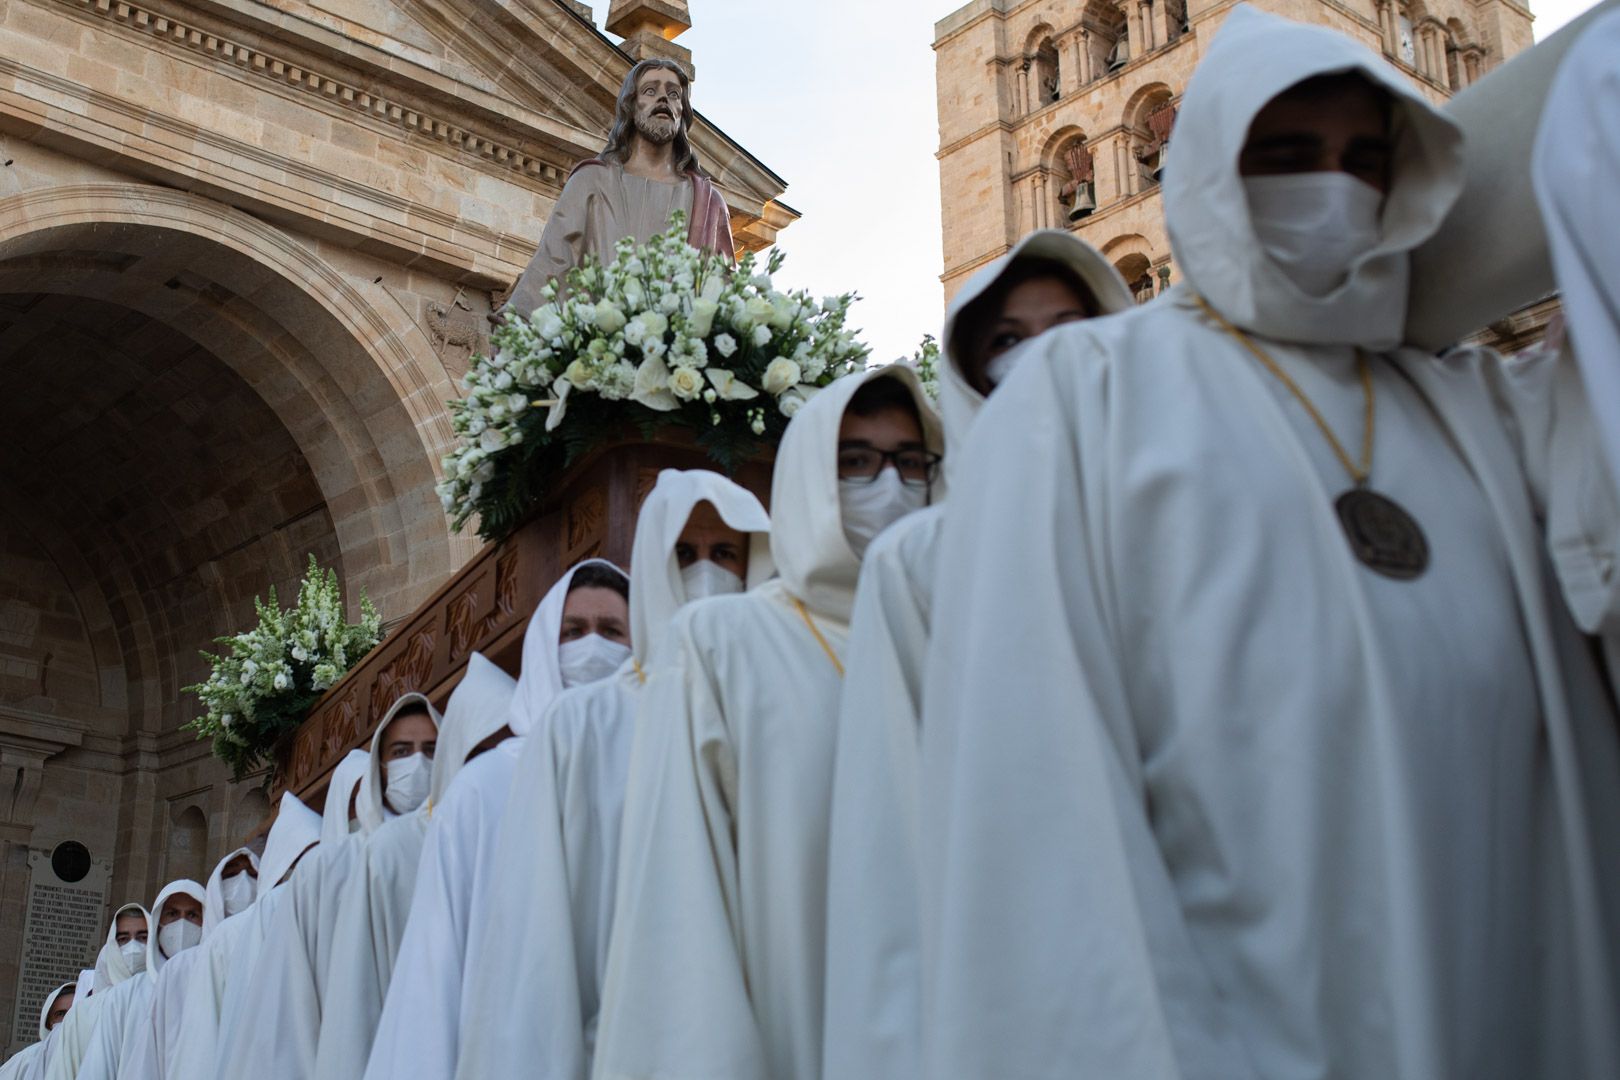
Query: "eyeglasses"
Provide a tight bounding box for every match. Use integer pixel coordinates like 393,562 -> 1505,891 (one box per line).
837,446 -> 942,485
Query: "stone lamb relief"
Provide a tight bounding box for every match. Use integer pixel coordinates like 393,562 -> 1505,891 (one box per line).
503,57 -> 736,318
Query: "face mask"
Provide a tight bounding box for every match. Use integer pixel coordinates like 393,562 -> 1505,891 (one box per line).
680,559 -> 745,602
1243,172 -> 1385,297
219,872 -> 255,916
559,634 -> 632,688
158,919 -> 201,959
119,938 -> 146,970
384,752 -> 432,815
840,468 -> 929,559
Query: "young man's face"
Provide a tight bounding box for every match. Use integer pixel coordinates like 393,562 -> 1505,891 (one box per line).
381,709 -> 437,768
970,274 -> 1095,394
159,894 -> 204,927
1238,75 -> 1394,192
45,991 -> 74,1031
221,853 -> 257,879
114,912 -> 148,946
675,502 -> 749,578
559,588 -> 631,645
837,407 -> 929,483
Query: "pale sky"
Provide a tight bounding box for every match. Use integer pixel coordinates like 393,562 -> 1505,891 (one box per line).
591,0 -> 1602,364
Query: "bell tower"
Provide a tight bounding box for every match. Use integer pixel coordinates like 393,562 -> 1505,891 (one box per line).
606,0 -> 694,74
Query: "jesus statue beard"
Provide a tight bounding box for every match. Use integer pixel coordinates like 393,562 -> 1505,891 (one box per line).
633,112 -> 678,146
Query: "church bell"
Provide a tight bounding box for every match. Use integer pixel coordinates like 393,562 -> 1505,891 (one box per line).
1067,180 -> 1097,221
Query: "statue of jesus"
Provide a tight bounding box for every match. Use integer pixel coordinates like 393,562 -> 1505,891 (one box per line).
505,58 -> 736,317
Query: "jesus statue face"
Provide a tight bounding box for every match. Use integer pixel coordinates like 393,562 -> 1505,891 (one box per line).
632,66 -> 684,146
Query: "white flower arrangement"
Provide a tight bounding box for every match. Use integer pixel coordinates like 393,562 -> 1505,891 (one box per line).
438,213 -> 871,539
185,556 -> 382,782
906,334 -> 942,402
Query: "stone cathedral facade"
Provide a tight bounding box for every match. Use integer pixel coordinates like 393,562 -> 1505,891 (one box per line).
933,0 -> 1536,333
0,0 -> 792,1053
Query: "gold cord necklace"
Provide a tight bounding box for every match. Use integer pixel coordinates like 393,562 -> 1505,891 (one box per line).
1194,294 -> 1429,580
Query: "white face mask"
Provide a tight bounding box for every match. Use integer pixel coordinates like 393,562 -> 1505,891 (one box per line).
119,938 -> 146,970
679,559 -> 745,602
558,634 -> 632,688
158,918 -> 201,959
840,468 -> 929,559
219,871 -> 255,916
383,752 -> 432,815
984,340 -> 1037,389
1243,172 -> 1385,297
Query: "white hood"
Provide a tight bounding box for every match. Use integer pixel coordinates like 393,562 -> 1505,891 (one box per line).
1165,4 -> 1464,350
429,652 -> 518,809
202,846 -> 259,939
507,558 -> 628,736
260,791 -> 322,888
322,748 -> 371,847
631,469 -> 773,670
358,693 -> 442,834
147,879 -> 207,974
940,230 -> 1133,484
92,902 -> 149,992
769,365 -> 944,623
37,981 -> 75,1040
73,969 -> 94,1001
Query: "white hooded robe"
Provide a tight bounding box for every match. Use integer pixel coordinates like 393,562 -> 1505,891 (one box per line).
44,903 -> 150,1080
917,9 -> 1620,1079
363,560 -> 628,1080
0,983 -> 75,1080
167,793 -> 321,1080
591,366 -> 944,1080
217,718 -> 426,1080
73,880 -> 205,1080
455,469 -> 773,1080
821,231 -> 1133,1080
312,655 -> 517,1080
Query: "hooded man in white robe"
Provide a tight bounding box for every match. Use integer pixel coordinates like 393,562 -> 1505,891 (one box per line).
917,7 -> 1620,1078
822,232 -> 1132,1080
592,366 -> 944,1080
72,879 -> 205,1080
167,793 -> 321,1080
456,469 -> 773,1080
44,902 -> 149,1079
119,848 -> 258,1080
364,560 -> 630,1080
0,983 -> 75,1080
217,709 -> 436,1080
312,654 -> 518,1080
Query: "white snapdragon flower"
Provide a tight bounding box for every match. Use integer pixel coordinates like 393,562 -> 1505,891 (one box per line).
714,332 -> 737,358
762,358 -> 802,395
751,323 -> 773,348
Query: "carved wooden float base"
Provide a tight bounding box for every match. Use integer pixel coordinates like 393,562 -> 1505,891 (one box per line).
248,435 -> 772,838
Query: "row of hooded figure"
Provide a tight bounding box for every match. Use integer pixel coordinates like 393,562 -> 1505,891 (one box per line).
11,6 -> 1620,1078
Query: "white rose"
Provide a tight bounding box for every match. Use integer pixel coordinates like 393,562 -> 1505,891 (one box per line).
689,298 -> 719,338
623,319 -> 647,346
778,387 -> 810,418
564,359 -> 593,388
751,323 -> 773,348
714,332 -> 738,358
594,299 -> 627,334
744,296 -> 774,326
706,368 -> 760,401
638,311 -> 669,339
669,365 -> 705,401
762,358 -> 801,395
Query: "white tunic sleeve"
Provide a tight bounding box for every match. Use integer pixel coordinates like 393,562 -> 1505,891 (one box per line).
592,627 -> 769,1080
919,347 -> 1260,1079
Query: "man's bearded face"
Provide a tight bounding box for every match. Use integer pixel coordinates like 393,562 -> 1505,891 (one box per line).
633,70 -> 684,145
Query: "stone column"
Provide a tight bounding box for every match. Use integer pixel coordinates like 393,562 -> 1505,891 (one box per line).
1122,0 -> 1141,64
1378,2 -> 1396,55
1077,30 -> 1093,85
1017,62 -> 1031,115
1138,1 -> 1155,53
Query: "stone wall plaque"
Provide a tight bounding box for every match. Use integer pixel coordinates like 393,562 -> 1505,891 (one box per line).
8,850 -> 110,1049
